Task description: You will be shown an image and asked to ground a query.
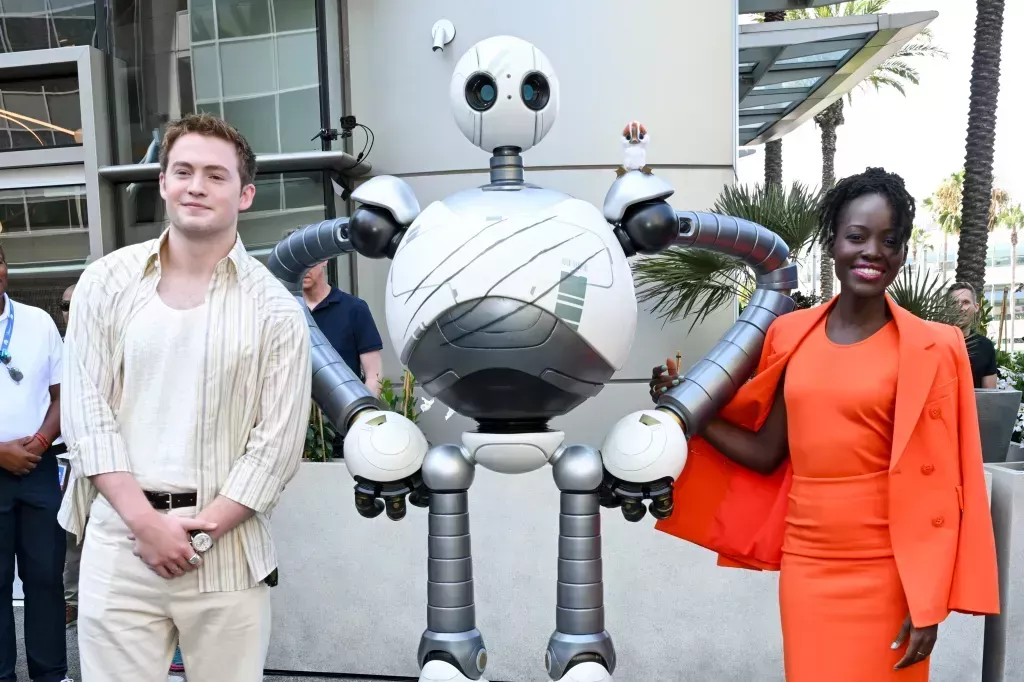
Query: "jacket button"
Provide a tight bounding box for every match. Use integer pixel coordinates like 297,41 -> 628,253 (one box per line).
929,407 -> 941,418
933,517 -> 944,527
921,464 -> 935,475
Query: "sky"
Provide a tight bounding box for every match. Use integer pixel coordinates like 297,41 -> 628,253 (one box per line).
736,0 -> 1024,221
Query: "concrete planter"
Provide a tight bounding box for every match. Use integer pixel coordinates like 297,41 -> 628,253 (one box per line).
977,389 -> 1023,463
264,461 -> 986,681
983,461 -> 1024,681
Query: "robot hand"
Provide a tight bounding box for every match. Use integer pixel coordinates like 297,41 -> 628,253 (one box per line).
343,408 -> 430,520
598,408 -> 687,523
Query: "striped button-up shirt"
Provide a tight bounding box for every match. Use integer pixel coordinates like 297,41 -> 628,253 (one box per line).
58,228 -> 312,593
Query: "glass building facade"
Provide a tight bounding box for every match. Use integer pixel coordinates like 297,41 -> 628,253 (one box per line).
0,0 -> 352,329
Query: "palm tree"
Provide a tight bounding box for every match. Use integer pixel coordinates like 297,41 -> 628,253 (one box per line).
762,11 -> 786,188
785,1 -> 947,300
632,182 -> 821,328
999,203 -> 1023,349
909,225 -> 930,274
923,170 -> 964,277
956,0 -> 1006,295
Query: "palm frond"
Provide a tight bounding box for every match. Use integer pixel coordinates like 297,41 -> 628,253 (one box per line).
864,73 -> 907,96
633,250 -> 751,328
632,182 -> 823,329
887,267 -> 961,326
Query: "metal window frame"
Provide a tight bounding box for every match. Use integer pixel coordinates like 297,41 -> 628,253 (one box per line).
0,45 -> 114,271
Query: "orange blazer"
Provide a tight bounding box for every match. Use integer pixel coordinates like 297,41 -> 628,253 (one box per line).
655,294 -> 1000,627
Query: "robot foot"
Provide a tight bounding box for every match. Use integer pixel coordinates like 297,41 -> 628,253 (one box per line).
559,662 -> 614,682
419,659 -> 487,682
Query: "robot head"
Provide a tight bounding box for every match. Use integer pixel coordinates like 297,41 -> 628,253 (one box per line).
449,35 -> 559,154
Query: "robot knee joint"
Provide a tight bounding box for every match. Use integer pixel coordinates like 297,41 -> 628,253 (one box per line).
551,445 -> 603,493
423,445 -> 476,492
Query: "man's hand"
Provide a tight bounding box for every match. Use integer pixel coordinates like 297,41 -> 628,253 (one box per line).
127,512 -> 217,580
0,440 -> 41,476
21,435 -> 46,457
892,613 -> 938,670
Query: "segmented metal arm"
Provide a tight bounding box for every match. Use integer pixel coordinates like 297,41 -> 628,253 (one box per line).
267,219 -> 382,435
656,211 -> 798,435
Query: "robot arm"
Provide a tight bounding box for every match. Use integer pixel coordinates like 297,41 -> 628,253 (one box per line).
268,176 -> 429,521
598,172 -> 796,522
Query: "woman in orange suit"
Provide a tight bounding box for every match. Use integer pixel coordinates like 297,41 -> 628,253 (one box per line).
651,168 -> 999,680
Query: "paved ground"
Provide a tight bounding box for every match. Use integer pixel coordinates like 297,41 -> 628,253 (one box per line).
12,606 -> 401,682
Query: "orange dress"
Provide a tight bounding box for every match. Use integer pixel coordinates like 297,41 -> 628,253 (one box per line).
780,317 -> 928,681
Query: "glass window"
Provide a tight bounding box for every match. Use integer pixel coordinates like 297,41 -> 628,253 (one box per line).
218,37 -> 276,99
0,76 -> 82,150
222,95 -> 277,153
272,0 -> 314,32
216,0 -> 271,40
0,0 -> 96,53
118,171 -> 327,251
110,0 -> 329,165
0,184 -> 89,266
276,32 -> 318,90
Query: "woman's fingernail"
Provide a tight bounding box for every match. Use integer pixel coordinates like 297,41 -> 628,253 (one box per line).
661,365 -> 667,370
672,379 -> 679,386
660,386 -> 667,393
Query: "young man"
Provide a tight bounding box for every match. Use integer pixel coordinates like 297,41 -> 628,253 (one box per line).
950,281 -> 998,388
0,243 -> 72,682
59,113 -> 312,682
301,260 -> 383,395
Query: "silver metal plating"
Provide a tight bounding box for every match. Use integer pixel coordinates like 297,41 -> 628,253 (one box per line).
350,174 -> 421,226
422,444 -> 477,492
551,445 -> 605,492
601,170 -> 674,222
418,629 -> 488,680
656,211 -> 796,435
546,632 -> 616,681
267,219 -> 380,435
419,448 -> 486,679
544,460 -> 616,680
488,145 -> 526,186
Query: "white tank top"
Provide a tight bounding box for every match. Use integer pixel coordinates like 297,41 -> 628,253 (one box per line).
117,294 -> 208,493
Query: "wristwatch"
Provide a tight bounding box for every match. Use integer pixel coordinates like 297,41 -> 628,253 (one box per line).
189,530 -> 214,553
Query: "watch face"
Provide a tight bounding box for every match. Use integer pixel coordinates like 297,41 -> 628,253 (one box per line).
191,532 -> 213,553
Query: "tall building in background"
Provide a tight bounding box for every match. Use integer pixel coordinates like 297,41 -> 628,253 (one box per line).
0,0 -> 354,330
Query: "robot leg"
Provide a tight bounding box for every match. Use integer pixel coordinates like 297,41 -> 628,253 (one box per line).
545,445 -> 616,682
417,445 -> 488,682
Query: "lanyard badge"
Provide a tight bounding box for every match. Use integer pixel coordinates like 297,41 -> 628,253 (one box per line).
0,297 -> 23,384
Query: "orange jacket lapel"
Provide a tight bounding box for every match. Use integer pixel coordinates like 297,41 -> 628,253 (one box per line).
654,300 -> 833,569
886,296 -> 938,472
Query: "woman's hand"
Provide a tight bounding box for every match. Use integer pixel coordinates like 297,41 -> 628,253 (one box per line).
649,358 -> 680,403
892,613 -> 937,670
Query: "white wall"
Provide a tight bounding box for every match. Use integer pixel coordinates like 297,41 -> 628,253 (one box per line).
346,0 -> 741,438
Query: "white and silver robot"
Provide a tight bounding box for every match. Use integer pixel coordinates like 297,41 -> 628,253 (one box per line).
268,35 -> 797,682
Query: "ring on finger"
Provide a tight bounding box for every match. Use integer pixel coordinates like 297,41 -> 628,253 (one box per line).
188,553 -> 201,566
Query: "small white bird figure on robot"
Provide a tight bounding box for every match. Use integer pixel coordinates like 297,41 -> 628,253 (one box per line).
617,119 -> 652,177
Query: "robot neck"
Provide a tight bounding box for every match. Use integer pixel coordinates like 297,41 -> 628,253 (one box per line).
488,146 -> 524,187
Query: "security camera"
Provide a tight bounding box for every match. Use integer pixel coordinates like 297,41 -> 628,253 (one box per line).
431,19 -> 455,52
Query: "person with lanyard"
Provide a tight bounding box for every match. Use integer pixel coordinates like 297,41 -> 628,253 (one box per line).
0,241 -> 73,682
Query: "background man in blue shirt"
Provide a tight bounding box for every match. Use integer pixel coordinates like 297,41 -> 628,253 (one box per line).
302,260 -> 383,397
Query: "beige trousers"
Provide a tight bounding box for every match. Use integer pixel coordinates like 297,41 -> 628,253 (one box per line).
77,496 -> 271,682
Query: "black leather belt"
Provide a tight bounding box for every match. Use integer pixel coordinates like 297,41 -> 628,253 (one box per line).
143,490 -> 198,510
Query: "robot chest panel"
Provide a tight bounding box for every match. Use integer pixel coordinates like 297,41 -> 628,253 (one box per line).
387,194 -> 620,318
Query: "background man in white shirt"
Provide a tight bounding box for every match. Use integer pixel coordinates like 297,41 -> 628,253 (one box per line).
0,242 -> 72,682
59,114 -> 311,682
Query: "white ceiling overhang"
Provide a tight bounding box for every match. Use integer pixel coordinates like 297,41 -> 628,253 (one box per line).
737,11 -> 938,146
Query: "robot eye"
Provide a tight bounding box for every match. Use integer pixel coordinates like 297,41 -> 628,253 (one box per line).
520,72 -> 550,111
465,73 -> 498,112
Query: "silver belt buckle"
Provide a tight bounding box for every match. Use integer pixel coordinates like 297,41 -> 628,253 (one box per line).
153,491 -> 173,509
